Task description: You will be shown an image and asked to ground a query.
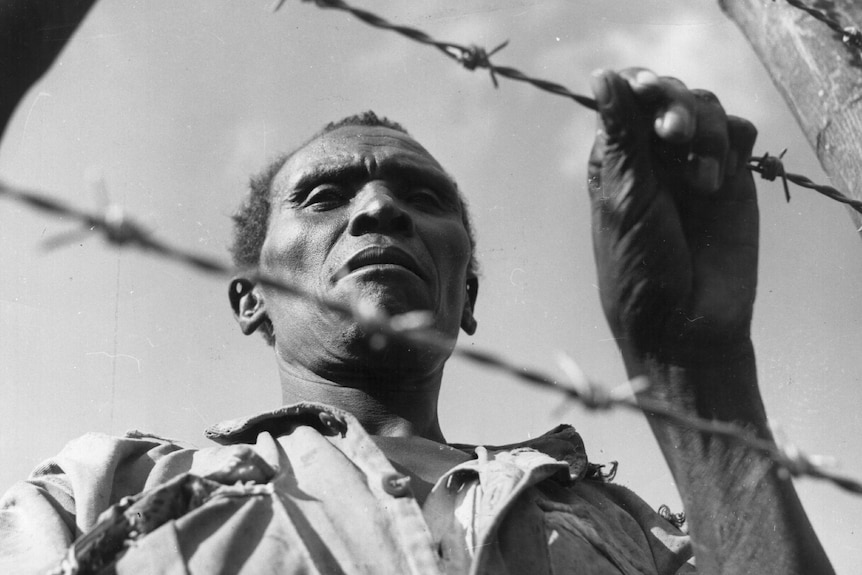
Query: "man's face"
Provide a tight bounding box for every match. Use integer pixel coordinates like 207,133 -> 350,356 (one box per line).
258,125 -> 473,370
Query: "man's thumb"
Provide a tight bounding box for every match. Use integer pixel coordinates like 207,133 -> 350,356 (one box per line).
590,69 -> 639,147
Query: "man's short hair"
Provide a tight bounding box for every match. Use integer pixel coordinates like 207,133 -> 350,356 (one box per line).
230,111 -> 478,344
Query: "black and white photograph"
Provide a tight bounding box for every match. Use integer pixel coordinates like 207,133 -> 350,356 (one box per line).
1,1 -> 861,573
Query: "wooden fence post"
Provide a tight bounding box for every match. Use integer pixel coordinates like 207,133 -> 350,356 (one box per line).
719,0 -> 862,235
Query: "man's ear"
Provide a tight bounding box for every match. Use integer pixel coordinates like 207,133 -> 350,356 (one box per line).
461,275 -> 478,335
229,278 -> 269,336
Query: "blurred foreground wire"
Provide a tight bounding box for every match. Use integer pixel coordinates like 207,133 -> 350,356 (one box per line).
2,179 -> 861,496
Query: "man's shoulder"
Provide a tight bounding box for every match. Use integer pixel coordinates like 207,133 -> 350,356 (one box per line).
26,430 -> 194,493
52,429 -> 192,463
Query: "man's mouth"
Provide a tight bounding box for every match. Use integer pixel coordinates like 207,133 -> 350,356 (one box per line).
335,246 -> 426,281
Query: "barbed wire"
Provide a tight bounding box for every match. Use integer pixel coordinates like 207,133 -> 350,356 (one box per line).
779,0 -> 862,52
276,0 -> 862,220
2,180 -> 861,496
279,0 -> 598,109
750,151 -> 862,226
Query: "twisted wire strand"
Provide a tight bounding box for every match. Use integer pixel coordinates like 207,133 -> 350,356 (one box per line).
749,153 -> 862,216
279,0 -> 598,108
278,0 -> 862,219
2,179 -> 861,496
780,0 -> 862,50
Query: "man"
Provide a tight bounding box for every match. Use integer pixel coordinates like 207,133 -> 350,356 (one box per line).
0,2 -> 835,574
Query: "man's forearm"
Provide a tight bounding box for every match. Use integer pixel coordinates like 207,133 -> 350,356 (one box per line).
625,340 -> 833,575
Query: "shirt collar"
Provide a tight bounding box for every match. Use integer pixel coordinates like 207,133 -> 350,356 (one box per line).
448,424 -> 591,480
205,401 -> 353,445
206,403 -> 592,480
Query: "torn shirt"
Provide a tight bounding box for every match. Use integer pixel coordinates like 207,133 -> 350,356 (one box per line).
0,402 -> 694,574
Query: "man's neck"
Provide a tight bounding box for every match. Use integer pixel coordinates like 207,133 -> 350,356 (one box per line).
275,351 -> 447,442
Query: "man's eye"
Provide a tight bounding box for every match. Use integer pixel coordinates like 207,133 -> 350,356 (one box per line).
304,186 -> 348,210
407,188 -> 445,211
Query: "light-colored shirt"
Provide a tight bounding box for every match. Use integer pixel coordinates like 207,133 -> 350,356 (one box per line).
0,402 -> 694,574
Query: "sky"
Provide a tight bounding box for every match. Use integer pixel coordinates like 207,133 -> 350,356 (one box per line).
1,0 -> 861,571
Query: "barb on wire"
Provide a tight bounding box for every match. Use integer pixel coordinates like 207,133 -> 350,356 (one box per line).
752,149 -> 791,202
3,179 -> 862,497
779,0 -> 862,52
274,0 -> 599,109
278,0 -> 862,224
457,40 -> 509,88
749,151 -> 862,217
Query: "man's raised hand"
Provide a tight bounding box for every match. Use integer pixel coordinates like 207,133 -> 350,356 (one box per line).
587,68 -> 759,365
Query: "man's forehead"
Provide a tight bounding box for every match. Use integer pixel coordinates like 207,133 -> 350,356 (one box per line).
275,125 -> 447,191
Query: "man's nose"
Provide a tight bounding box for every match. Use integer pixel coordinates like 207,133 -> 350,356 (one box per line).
348,185 -> 414,237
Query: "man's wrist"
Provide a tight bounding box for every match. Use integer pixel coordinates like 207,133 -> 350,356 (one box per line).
654,334 -> 754,369
619,332 -> 754,371
620,336 -> 768,428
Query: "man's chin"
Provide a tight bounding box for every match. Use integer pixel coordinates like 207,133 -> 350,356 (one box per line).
334,278 -> 433,320
343,323 -> 449,379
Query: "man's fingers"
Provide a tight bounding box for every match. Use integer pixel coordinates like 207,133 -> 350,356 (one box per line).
683,89 -> 730,195
593,67 -> 699,146
588,69 -> 656,221
591,69 -> 745,197
726,115 -> 758,178
619,68 -> 696,143
590,69 -> 642,146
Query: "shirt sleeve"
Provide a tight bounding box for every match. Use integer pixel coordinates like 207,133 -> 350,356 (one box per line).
0,431 -> 185,574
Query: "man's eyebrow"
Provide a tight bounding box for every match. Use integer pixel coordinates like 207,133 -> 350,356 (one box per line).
290,164 -> 368,195
377,162 -> 458,198
288,160 -> 458,201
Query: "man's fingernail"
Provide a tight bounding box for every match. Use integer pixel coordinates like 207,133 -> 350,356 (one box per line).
659,107 -> 692,141
696,157 -> 722,192
590,69 -> 610,101
635,69 -> 659,87
590,70 -> 620,132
